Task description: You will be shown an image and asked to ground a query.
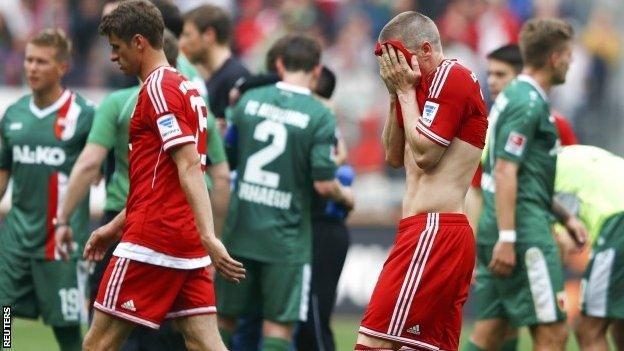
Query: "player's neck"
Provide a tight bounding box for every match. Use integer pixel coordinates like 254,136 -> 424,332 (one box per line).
139,51 -> 169,82
420,52 -> 445,79
205,45 -> 231,75
32,83 -> 64,110
281,71 -> 313,90
521,68 -> 553,93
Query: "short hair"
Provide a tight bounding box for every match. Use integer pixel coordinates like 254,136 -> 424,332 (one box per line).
519,18 -> 574,69
487,44 -> 523,74
99,0 -> 164,49
266,36 -> 289,73
163,29 -> 178,66
183,5 -> 231,45
279,35 -> 321,73
150,0 -> 183,38
378,11 -> 442,52
29,28 -> 72,62
314,66 -> 336,99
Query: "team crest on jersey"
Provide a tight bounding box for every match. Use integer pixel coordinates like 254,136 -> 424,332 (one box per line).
157,114 -> 182,141
421,101 -> 439,127
504,131 -> 527,156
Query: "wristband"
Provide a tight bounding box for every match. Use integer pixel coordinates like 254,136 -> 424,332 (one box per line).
53,218 -> 69,229
498,229 -> 516,243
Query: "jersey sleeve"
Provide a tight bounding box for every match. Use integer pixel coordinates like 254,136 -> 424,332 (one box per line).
310,110 -> 338,181
415,67 -> 469,147
148,77 -> 196,152
0,113 -> 11,170
87,92 -> 121,149
494,102 -> 539,164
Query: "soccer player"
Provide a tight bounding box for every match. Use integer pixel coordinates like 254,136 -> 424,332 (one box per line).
0,28 -> 94,351
553,145 -> 624,351
470,19 -> 586,351
216,34 -> 354,351
180,4 -> 250,126
82,2 -> 244,350
358,11 -> 488,351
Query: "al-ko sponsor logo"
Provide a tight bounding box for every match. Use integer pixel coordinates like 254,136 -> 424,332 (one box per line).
13,145 -> 66,166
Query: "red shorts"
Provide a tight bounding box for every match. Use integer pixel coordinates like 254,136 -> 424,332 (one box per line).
359,213 -> 475,351
94,256 -> 216,329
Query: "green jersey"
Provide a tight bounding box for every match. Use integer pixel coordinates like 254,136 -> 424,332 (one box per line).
87,62 -> 224,212
224,82 -> 337,263
478,75 -> 560,245
555,145 -> 624,243
0,90 -> 94,259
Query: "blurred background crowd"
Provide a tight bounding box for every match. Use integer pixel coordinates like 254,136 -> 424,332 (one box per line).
2,0 -> 623,223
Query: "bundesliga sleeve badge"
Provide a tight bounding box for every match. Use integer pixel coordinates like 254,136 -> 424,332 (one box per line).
420,101 -> 439,127
157,114 -> 183,141
504,131 -> 527,156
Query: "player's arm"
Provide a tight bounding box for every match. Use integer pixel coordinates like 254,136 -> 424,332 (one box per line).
207,161 -> 230,238
0,170 -> 9,200
381,96 -> 406,168
84,209 -> 126,261
171,144 -> 244,282
552,197 -> 587,248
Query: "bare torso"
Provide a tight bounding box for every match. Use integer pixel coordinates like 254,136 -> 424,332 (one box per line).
402,138 -> 481,217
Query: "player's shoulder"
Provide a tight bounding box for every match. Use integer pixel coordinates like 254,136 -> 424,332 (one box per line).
4,95 -> 31,115
70,91 -> 96,111
429,59 -> 479,98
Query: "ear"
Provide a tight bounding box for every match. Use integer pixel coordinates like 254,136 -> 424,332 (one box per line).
132,34 -> 144,51
275,57 -> 285,77
421,41 -> 433,57
57,60 -> 69,76
312,64 -> 322,79
202,28 -> 216,44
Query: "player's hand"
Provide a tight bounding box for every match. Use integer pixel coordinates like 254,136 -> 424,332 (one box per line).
564,216 -> 588,250
488,241 -> 516,277
382,44 -> 421,95
228,87 -> 241,106
83,223 -> 119,261
376,53 -> 396,95
341,186 -> 355,210
203,237 -> 245,283
55,224 -> 74,261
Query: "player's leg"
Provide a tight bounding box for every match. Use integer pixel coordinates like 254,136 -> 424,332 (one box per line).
529,322 -> 568,351
467,319 -> 511,350
611,319 -> 624,350
32,259 -> 84,350
0,249 -> 40,320
500,328 -> 519,351
574,315 -> 610,351
261,261 -> 312,351
173,314 -> 227,351
83,309 -> 135,350
215,257 -> 258,347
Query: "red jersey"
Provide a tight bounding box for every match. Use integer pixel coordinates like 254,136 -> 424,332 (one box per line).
413,59 -> 488,149
114,66 -> 210,269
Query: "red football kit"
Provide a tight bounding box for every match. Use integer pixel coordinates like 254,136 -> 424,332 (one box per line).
360,58 -> 488,351
94,66 -> 215,328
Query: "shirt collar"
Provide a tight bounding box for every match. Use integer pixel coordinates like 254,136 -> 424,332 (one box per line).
517,74 -> 549,102
276,81 -> 311,95
29,89 -> 71,119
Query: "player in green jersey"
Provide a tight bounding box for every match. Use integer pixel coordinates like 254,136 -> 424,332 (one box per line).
550,145 -> 624,351
468,19 -> 587,351
0,29 -> 94,351
216,35 -> 354,351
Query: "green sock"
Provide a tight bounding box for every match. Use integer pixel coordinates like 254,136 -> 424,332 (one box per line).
501,337 -> 518,351
52,325 -> 82,351
262,336 -> 290,351
464,340 -> 486,351
219,328 -> 232,348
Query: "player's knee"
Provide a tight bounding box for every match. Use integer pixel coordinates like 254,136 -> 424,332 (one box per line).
575,316 -> 605,345
533,322 -> 568,346
82,331 -> 99,351
469,321 -> 505,349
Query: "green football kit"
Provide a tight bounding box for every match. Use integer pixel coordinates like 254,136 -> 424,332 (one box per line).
0,90 -> 94,326
217,82 -> 337,322
475,75 -> 566,326
555,145 -> 624,319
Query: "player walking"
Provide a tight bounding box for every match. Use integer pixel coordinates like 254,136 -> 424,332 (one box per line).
82,2 -> 243,350
0,29 -> 94,351
358,11 -> 488,351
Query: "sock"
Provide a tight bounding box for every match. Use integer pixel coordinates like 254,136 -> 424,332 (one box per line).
464,340 -> 486,351
219,328 -> 232,348
262,336 -> 290,351
501,337 -> 518,351
52,325 -> 82,351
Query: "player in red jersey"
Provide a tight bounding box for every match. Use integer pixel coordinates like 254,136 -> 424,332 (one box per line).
82,1 -> 244,350
356,12 -> 488,351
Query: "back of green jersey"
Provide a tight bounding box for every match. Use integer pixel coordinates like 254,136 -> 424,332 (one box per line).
479,76 -> 559,245
224,82 -> 337,263
0,91 -> 94,259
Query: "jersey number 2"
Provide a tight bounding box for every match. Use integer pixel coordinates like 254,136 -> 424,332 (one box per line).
243,120 -> 286,188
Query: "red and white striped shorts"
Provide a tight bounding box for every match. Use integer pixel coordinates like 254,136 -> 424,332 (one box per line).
359,213 -> 475,351
94,256 -> 216,329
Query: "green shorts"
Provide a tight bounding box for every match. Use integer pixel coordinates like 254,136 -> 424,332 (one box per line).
0,250 -> 85,326
581,214 -> 624,319
215,257 -> 311,323
474,243 -> 566,327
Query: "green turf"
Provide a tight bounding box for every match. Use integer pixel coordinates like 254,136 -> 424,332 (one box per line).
4,316 -> 595,350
